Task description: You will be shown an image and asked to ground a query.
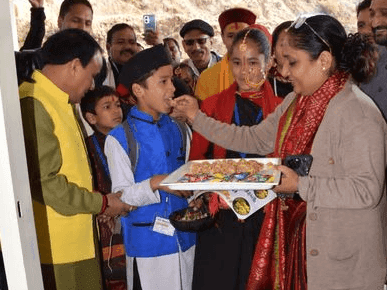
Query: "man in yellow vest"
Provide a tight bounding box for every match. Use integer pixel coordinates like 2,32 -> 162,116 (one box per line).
19,29 -> 133,290
194,8 -> 256,100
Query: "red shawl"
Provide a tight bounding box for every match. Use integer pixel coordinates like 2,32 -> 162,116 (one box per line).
189,81 -> 282,160
247,71 -> 348,290
190,80 -> 282,215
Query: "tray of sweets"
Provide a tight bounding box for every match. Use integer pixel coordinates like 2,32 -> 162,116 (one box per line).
160,158 -> 281,191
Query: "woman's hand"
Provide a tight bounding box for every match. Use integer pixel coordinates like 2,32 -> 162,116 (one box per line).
273,165 -> 299,194
169,109 -> 188,123
171,95 -> 200,125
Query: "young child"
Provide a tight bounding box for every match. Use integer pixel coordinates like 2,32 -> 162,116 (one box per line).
80,86 -> 127,290
105,44 -> 196,290
188,27 -> 282,290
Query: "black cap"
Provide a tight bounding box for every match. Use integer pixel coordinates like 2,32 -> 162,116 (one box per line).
118,44 -> 172,90
180,19 -> 214,38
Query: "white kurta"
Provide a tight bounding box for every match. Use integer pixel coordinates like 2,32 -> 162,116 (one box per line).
105,135 -> 161,206
105,135 -> 195,290
126,246 -> 195,290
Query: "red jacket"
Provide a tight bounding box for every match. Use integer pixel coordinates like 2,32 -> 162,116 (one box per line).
189,81 -> 282,160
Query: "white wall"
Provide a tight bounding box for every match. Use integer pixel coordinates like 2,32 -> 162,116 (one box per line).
0,0 -> 44,289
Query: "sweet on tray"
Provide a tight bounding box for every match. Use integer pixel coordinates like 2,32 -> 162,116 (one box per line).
160,158 -> 281,191
178,159 -> 275,184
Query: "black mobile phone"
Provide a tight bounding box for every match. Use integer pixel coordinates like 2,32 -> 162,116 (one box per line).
284,154 -> 313,176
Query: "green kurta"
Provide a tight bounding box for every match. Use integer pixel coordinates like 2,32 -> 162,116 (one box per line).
19,71 -> 103,290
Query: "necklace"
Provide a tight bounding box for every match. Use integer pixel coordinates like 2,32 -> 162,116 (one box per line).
244,76 -> 265,91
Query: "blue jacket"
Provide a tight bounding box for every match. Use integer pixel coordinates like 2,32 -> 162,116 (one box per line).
109,106 -> 196,257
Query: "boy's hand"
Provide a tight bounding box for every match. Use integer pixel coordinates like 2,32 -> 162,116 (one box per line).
150,175 -> 168,191
150,175 -> 193,199
104,192 -> 136,217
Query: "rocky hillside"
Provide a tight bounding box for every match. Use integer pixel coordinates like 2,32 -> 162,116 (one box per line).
13,0 -> 359,56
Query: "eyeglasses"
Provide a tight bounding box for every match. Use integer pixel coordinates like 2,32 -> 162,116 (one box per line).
288,16 -> 332,53
183,36 -> 210,46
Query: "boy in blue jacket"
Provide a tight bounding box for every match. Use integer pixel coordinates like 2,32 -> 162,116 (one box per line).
105,44 -> 195,290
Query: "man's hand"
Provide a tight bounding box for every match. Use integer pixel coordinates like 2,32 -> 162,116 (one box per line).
28,0 -> 44,8
103,192 -> 136,217
143,30 -> 161,46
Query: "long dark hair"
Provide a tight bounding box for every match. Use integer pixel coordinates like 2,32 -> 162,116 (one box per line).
286,14 -> 376,83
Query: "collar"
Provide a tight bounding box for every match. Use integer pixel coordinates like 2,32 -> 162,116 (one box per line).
109,57 -> 122,75
94,129 -> 107,142
186,51 -> 220,77
128,105 -> 169,125
32,70 -> 70,104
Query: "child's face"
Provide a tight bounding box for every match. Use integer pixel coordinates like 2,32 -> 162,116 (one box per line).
175,66 -> 195,93
136,65 -> 175,120
230,39 -> 266,92
90,94 -> 123,135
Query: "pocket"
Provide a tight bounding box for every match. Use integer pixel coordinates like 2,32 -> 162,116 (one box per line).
326,231 -> 361,286
327,231 -> 360,261
326,209 -> 361,260
328,248 -> 359,262
327,249 -> 360,287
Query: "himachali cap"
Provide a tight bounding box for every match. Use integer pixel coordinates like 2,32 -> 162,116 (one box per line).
180,19 -> 215,38
118,44 -> 172,91
218,8 -> 257,32
250,23 -> 272,44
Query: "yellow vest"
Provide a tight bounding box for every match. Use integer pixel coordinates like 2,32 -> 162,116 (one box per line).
19,71 -> 95,264
195,55 -> 234,101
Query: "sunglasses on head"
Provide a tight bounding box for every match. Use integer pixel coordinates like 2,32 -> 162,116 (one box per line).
288,15 -> 332,54
183,36 -> 210,46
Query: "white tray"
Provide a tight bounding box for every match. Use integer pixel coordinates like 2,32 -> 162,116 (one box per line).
161,158 -> 281,191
